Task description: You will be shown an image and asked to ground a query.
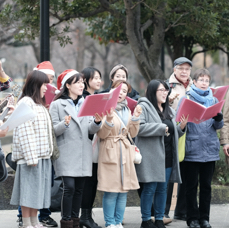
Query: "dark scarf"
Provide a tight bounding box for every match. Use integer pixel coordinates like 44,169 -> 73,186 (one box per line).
175,75 -> 190,88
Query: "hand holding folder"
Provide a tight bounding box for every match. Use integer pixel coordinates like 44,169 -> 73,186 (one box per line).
77,84 -> 122,117
176,98 -> 225,124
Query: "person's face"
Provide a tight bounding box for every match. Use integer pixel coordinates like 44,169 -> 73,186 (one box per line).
118,83 -> 128,103
193,75 -> 210,91
112,69 -> 127,83
156,83 -> 169,105
47,74 -> 54,84
67,77 -> 85,98
40,83 -> 48,98
174,63 -> 191,83
88,71 -> 101,91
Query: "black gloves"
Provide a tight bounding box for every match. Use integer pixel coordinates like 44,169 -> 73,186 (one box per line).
213,113 -> 223,122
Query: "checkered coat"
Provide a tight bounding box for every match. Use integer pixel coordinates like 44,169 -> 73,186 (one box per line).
12,97 -> 52,165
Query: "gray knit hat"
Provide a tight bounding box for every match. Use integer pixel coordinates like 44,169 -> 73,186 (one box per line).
109,64 -> 128,79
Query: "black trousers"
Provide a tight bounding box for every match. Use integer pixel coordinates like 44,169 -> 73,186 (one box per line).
174,161 -> 187,217
81,163 -> 98,209
184,161 -> 215,225
62,176 -> 87,220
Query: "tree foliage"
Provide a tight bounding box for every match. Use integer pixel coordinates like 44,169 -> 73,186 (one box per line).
1,0 -> 229,81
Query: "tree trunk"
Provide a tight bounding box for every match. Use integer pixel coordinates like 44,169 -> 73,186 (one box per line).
124,0 -> 165,82
76,26 -> 85,71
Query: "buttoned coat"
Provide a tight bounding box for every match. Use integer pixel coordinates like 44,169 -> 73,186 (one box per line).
135,97 -> 183,184
97,109 -> 140,192
49,98 -> 101,177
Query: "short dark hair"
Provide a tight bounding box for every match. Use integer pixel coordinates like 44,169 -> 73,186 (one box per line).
193,68 -> 211,82
146,79 -> 171,120
54,73 -> 84,101
81,67 -> 102,90
111,80 -> 132,93
19,70 -> 49,106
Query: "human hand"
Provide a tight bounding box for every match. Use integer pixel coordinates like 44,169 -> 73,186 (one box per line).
213,113 -> 223,122
169,92 -> 179,103
94,113 -> 104,123
7,105 -> 15,115
223,144 -> 229,157
0,126 -> 9,137
106,108 -> 114,123
180,114 -> 189,130
64,115 -> 71,125
165,126 -> 170,136
133,105 -> 142,118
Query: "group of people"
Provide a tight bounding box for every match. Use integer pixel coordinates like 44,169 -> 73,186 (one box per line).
0,56 -> 227,228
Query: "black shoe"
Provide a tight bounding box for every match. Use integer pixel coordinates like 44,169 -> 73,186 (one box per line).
155,220 -> 166,228
189,220 -> 200,228
80,208 -> 102,228
17,217 -> 23,228
200,220 -> 211,228
174,214 -> 186,221
140,219 -> 157,228
164,214 -> 170,219
40,216 -> 58,227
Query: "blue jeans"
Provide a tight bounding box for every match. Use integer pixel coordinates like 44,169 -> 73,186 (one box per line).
17,206 -> 51,220
103,192 -> 127,227
141,167 -> 172,221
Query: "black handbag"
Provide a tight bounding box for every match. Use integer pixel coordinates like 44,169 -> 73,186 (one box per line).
0,147 -> 8,182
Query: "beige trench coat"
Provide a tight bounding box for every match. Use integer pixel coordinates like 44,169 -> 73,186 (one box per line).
97,109 -> 140,192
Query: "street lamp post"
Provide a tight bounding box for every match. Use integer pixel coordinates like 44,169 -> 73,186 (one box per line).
40,0 -> 50,62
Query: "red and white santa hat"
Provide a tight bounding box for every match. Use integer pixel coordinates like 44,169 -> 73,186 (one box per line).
57,69 -> 79,90
33,61 -> 55,76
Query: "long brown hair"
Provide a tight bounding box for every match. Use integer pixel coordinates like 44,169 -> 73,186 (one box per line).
19,70 -> 49,106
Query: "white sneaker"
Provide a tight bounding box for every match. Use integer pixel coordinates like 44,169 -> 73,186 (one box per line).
116,223 -> 124,228
106,225 -> 116,228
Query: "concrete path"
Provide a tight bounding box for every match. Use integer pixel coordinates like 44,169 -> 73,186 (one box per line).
1,204 -> 229,228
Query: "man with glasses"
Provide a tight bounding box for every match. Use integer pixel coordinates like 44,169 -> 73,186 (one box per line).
164,57 -> 193,222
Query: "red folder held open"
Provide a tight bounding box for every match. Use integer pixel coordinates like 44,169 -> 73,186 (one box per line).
126,96 -> 137,114
77,84 -> 122,117
176,98 -> 225,124
210,85 -> 229,102
45,84 -> 57,106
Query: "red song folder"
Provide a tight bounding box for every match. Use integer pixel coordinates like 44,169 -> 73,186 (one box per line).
210,85 -> 229,102
126,96 -> 137,114
176,98 -> 225,124
45,84 -> 57,106
77,84 -> 122,117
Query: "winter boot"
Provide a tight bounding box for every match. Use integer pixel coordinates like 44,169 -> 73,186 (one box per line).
60,219 -> 73,228
80,209 -> 102,228
72,217 -> 80,228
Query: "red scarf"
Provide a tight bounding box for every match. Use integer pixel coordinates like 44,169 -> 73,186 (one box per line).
175,75 -> 190,89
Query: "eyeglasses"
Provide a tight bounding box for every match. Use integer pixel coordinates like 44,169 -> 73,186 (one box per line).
157,89 -> 169,93
197,79 -> 210,84
176,67 -> 191,72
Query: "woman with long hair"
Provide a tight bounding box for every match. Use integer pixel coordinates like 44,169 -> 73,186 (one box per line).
10,70 -> 53,228
49,69 -> 102,228
97,80 -> 142,228
135,79 -> 187,228
80,67 -> 102,228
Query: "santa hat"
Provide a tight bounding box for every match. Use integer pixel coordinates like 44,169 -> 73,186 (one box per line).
57,69 -> 79,90
33,61 -> 55,76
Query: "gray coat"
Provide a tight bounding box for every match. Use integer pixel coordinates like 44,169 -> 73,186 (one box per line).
135,97 -> 183,183
49,99 -> 101,177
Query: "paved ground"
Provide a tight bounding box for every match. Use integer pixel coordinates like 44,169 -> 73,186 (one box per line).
1,204 -> 229,228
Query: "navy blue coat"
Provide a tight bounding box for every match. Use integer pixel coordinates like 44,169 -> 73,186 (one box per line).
177,92 -> 224,162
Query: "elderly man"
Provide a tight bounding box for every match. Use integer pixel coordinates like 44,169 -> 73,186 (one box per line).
164,57 -> 193,222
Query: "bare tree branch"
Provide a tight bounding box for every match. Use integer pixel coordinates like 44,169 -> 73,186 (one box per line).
165,12 -> 189,32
